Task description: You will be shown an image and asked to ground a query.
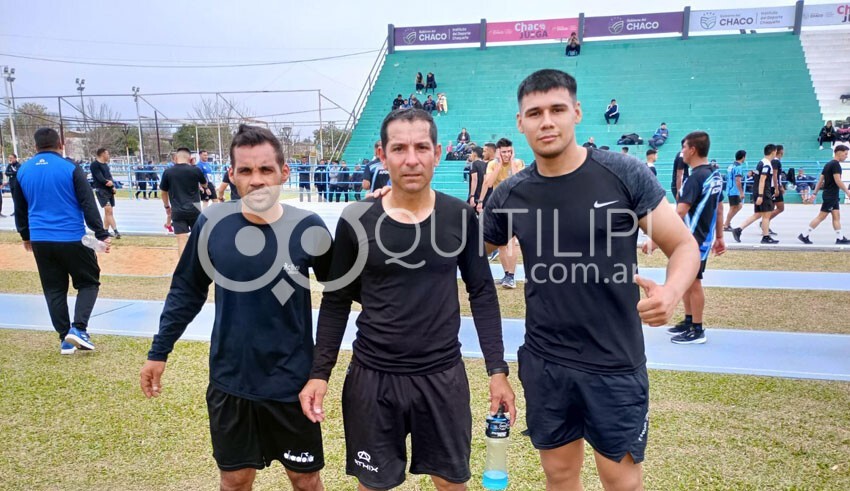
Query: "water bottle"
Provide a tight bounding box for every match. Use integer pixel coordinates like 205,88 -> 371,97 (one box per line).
482,403 -> 510,490
81,235 -> 108,253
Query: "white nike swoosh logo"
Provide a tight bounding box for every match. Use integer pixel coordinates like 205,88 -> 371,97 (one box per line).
594,200 -> 618,208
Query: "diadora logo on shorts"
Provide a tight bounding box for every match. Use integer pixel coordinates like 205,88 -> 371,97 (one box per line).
283,263 -> 300,274
637,412 -> 649,442
283,450 -> 315,464
355,450 -> 379,472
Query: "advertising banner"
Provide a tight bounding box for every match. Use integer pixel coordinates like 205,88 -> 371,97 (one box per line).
690,7 -> 796,32
486,18 -> 579,43
584,12 -> 683,37
394,24 -> 481,47
802,3 -> 850,26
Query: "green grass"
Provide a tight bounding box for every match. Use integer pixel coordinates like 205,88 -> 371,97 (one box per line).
0,330 -> 847,490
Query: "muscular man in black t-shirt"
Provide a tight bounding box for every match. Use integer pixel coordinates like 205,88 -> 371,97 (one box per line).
670,150 -> 689,200
483,69 -> 699,490
732,144 -> 779,244
141,125 -> 331,491
466,146 -> 488,206
159,148 -> 207,257
301,108 -> 514,491
798,145 -> 850,244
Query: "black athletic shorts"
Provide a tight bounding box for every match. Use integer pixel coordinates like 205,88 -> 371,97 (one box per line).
773,192 -> 784,203
172,213 -> 200,235
696,258 -> 707,280
754,197 -> 774,213
518,346 -> 649,464
342,361 -> 472,489
201,182 -> 217,201
206,385 -> 324,473
95,188 -> 115,208
728,195 -> 741,206
821,197 -> 840,213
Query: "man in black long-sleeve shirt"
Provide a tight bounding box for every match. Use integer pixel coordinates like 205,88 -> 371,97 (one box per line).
140,125 -> 331,491
300,108 -> 515,491
15,128 -> 111,355
89,148 -> 120,238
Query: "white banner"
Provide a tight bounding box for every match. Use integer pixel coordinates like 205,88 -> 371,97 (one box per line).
690,7 -> 796,32
802,3 -> 850,27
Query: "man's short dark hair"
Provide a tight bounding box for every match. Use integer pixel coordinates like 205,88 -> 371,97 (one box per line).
472,146 -> 484,159
646,149 -> 657,156
96,147 -> 108,157
496,138 -> 513,149
599,145 -> 610,150
175,147 -> 192,154
735,150 -> 747,161
775,144 -> 784,153
379,108 -> 437,151
229,124 -> 285,168
764,144 -> 777,156
835,144 -> 849,153
517,69 -> 578,106
199,149 -> 207,153
684,131 -> 710,158
34,128 -> 61,151
484,142 -> 496,150
622,147 -> 629,153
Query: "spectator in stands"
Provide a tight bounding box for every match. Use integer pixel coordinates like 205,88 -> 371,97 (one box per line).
646,148 -> 658,176
649,123 -> 669,149
621,147 -> 629,155
415,72 -> 424,94
327,160 -> 341,202
456,128 -> 471,153
582,137 -> 597,149
338,160 -> 350,202
411,96 -> 423,110
314,159 -> 328,202
819,120 -> 835,150
599,145 -> 610,151
604,99 -> 620,124
423,95 -> 437,114
425,72 -> 437,94
392,94 -> 405,111
796,168 -> 814,203
437,93 -> 448,114
565,32 -> 581,57
446,140 -> 454,159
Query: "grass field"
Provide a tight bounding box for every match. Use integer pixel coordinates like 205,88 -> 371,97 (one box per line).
0,330 -> 848,490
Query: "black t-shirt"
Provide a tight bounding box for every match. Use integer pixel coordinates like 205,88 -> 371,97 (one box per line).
159,164 -> 207,220
771,158 -> 783,193
363,160 -> 391,190
469,159 -> 488,200
679,164 -> 724,260
312,193 -> 507,380
670,154 -> 689,194
221,167 -> 240,200
89,160 -> 114,189
822,159 -> 843,200
148,203 -> 332,402
483,149 -> 666,374
754,159 -> 773,199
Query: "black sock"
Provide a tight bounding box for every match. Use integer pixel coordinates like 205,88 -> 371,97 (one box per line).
684,315 -> 693,324
693,323 -> 703,331
506,272 -> 514,277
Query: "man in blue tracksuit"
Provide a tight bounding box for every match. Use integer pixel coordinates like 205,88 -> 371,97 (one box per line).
14,128 -> 112,355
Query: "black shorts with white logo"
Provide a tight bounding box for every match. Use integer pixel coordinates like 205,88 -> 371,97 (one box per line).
696,258 -> 708,280
728,195 -> 741,207
200,183 -> 217,201
754,197 -> 774,213
95,188 -> 115,208
342,361 -> 472,489
206,385 -> 324,473
518,346 -> 649,463
821,197 -> 840,213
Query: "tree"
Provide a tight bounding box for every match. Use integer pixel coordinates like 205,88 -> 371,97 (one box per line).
2,102 -> 58,157
172,124 -> 217,152
84,99 -> 127,157
312,123 -> 351,161
189,96 -> 254,161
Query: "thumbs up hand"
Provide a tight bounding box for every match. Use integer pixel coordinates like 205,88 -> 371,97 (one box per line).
635,274 -> 679,327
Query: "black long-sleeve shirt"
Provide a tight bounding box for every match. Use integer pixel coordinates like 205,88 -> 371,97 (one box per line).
311,193 -> 507,380
89,160 -> 113,189
148,203 -> 333,402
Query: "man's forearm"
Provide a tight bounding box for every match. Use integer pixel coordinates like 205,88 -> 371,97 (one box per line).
663,238 -> 700,300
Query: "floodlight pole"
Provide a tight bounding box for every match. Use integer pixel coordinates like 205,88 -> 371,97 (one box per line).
3,66 -> 19,156
318,90 -> 323,160
132,87 -> 145,163
57,97 -> 66,157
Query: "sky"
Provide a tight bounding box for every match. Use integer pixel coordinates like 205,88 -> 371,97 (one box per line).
0,0 -> 834,135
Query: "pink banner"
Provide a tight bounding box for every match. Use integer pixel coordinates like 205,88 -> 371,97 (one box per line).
487,18 -> 579,43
